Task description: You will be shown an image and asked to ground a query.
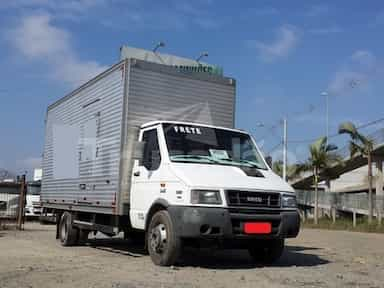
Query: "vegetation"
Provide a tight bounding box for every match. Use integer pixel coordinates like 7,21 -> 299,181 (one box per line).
298,136 -> 341,225
338,122 -> 375,223
272,160 -> 302,181
302,216 -> 384,233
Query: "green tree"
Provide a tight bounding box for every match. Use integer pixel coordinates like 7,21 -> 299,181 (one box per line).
272,160 -> 302,181
299,136 -> 341,225
338,122 -> 374,223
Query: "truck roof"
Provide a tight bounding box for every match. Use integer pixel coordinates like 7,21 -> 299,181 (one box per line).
140,120 -> 247,134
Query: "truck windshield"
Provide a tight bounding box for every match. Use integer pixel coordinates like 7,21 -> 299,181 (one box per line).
27,183 -> 41,195
163,123 -> 267,169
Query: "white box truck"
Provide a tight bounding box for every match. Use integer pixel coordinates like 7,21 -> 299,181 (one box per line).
41,48 -> 299,266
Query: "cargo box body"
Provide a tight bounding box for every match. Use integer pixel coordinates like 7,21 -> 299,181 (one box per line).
42,59 -> 236,215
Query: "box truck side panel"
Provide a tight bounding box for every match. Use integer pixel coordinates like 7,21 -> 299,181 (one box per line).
118,59 -> 236,208
42,62 -> 126,214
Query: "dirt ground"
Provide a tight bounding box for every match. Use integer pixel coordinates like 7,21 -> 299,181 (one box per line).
1,222 -> 384,288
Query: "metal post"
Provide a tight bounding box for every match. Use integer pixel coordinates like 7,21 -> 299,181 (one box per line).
17,175 -> 26,230
283,118 -> 287,182
326,93 -> 329,145
353,209 -> 357,228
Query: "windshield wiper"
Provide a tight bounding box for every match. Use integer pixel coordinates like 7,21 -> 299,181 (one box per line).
236,159 -> 266,169
170,155 -> 218,163
214,158 -> 265,169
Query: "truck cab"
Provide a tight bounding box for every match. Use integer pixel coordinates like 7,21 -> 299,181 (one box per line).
131,121 -> 299,265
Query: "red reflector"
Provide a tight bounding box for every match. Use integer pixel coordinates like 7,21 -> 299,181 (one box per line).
244,222 -> 272,234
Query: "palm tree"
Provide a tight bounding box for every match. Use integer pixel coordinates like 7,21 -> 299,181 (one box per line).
272,161 -> 302,181
338,122 -> 374,223
299,136 -> 341,224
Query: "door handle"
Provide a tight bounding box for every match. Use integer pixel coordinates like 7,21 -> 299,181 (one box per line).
133,171 -> 140,177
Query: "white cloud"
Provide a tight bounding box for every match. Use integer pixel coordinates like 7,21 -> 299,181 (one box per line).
2,0 -> 219,31
7,13 -> 107,87
250,25 -> 299,62
0,0 -> 107,17
328,50 -> 378,95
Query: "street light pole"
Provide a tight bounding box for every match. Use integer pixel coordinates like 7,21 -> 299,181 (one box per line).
283,118 -> 287,182
321,91 -> 329,145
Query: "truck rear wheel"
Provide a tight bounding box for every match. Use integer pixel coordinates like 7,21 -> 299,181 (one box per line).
248,239 -> 284,264
59,212 -> 78,246
147,210 -> 181,266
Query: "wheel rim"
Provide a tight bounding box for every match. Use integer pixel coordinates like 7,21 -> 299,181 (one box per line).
149,223 -> 167,254
60,219 -> 67,242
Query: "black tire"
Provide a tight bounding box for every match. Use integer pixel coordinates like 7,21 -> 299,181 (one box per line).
59,212 -> 78,246
147,210 -> 181,266
248,239 -> 285,264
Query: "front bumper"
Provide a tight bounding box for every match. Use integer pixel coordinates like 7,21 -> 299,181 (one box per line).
25,206 -> 42,216
168,206 -> 300,239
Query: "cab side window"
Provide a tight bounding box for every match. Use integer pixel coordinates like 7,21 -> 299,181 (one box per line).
142,129 -> 161,171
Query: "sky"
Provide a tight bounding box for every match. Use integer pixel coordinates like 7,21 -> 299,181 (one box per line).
0,0 -> 384,177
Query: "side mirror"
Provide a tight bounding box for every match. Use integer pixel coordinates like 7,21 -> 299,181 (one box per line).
133,141 -> 145,163
265,155 -> 272,167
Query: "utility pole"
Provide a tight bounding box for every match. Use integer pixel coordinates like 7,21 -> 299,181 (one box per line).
283,118 -> 287,182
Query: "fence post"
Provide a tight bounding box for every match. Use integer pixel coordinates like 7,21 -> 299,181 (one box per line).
332,206 -> 336,224
17,175 -> 26,230
353,209 -> 357,228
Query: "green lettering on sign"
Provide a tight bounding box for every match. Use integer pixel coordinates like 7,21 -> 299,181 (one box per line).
173,64 -> 223,76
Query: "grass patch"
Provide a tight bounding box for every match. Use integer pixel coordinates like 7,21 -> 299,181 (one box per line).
302,216 -> 384,233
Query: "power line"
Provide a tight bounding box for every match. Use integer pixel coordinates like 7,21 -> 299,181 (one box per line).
357,117 -> 384,130
287,116 -> 384,144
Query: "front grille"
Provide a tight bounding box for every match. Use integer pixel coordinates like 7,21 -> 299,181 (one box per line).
228,208 -> 281,215
226,190 -> 281,208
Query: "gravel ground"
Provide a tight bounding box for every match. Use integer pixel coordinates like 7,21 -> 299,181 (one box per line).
0,222 -> 384,288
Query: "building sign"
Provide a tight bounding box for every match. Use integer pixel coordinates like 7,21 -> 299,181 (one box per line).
173,64 -> 223,75
120,45 -> 223,76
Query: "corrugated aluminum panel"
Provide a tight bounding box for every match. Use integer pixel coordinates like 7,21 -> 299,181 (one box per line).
118,59 -> 236,208
42,62 -> 126,214
42,58 -> 236,216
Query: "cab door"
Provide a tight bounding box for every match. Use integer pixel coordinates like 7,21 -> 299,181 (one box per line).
130,126 -> 163,229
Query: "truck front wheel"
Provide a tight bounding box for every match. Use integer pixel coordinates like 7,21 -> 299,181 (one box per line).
248,239 -> 285,264
59,212 -> 78,246
147,210 -> 181,266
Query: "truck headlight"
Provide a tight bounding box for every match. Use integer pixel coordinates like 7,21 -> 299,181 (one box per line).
191,190 -> 222,205
282,195 -> 297,208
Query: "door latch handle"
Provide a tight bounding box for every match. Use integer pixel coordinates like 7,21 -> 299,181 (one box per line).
133,171 -> 140,177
